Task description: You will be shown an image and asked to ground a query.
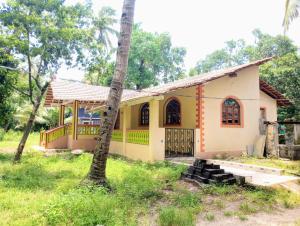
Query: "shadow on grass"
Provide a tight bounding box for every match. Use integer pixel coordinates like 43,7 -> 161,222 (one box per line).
0,161 -> 76,191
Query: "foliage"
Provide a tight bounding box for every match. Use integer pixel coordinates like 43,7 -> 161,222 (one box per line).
158,207 -> 195,226
0,39 -> 18,129
85,24 -> 187,89
192,39 -> 249,74
283,0 -> 300,32
82,6 -> 118,86
126,24 -> 186,89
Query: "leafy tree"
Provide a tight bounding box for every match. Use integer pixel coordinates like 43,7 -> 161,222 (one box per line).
126,25 -> 186,89
260,53 -> 300,120
83,7 -> 118,86
0,39 -> 18,131
88,0 -> 136,186
0,0 -> 92,162
283,0 -> 300,32
192,39 -> 249,74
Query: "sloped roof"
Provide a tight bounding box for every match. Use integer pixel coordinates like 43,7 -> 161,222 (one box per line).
45,57 -> 291,107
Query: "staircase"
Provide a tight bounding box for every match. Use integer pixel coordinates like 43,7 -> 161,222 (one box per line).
182,159 -> 236,185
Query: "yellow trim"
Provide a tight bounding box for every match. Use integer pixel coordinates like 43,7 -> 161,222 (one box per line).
72,101 -> 78,140
59,105 -> 65,126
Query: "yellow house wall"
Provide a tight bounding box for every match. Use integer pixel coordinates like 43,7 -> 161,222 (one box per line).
125,143 -> 150,161
202,66 -> 260,156
159,86 -> 196,128
259,91 -> 277,122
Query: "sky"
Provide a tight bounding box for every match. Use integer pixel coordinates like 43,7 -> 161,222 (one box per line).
59,0 -> 300,81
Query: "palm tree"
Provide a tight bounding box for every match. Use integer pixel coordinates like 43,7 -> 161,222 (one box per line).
93,7 -> 118,50
283,0 -> 300,32
88,0 -> 136,186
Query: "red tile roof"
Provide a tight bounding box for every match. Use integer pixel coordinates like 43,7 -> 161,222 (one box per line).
45,57 -> 291,107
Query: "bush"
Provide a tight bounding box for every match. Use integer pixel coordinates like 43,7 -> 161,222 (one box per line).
0,128 -> 5,141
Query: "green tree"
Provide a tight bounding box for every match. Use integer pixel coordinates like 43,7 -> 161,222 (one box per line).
0,0 -> 92,162
126,25 -> 186,89
0,39 -> 18,131
260,53 -> 300,120
193,39 -> 249,74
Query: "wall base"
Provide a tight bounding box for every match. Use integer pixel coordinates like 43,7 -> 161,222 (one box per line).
196,150 -> 243,159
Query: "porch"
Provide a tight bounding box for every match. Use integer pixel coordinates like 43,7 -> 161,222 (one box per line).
41,84 -> 200,161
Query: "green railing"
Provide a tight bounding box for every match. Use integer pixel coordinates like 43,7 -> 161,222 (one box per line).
127,130 -> 149,145
47,125 -> 67,143
40,125 -> 68,147
77,125 -> 100,135
112,130 -> 123,142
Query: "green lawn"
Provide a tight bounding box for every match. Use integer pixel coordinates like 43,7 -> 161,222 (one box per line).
0,131 -> 40,151
0,134 -> 300,225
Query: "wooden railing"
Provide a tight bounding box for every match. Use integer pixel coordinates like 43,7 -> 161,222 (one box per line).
40,125 -> 68,147
127,130 -> 149,145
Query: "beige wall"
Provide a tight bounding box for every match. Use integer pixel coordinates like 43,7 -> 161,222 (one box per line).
159,86 -> 196,128
202,66 -> 261,156
259,91 -> 277,122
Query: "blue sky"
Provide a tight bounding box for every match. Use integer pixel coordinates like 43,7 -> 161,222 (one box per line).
60,0 -> 300,81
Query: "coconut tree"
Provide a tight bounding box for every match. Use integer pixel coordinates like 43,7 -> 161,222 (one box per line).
88,0 -> 136,186
283,0 -> 300,32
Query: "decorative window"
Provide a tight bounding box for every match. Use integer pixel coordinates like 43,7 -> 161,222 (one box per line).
222,98 -> 240,125
140,103 -> 149,126
114,111 -> 120,129
165,98 -> 181,125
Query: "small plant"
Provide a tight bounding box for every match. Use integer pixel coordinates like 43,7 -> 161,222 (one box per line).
239,215 -> 248,221
223,211 -> 234,217
239,202 -> 257,214
158,207 -> 194,226
205,212 -> 215,221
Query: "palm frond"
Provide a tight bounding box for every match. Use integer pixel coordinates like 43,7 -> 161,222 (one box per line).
283,0 -> 300,33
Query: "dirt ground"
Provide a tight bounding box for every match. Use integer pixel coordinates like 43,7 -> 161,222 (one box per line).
197,204 -> 300,226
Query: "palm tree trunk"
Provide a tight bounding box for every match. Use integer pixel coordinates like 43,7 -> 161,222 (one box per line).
14,83 -> 49,163
88,0 -> 136,185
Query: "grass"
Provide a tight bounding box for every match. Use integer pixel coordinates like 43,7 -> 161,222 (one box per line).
233,156 -> 300,175
0,131 -> 40,151
0,133 -> 300,225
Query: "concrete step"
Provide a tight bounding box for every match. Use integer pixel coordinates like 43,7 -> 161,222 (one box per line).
207,159 -> 284,175
203,168 -> 225,176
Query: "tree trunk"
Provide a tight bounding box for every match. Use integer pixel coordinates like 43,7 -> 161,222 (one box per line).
88,0 -> 136,185
14,83 -> 49,163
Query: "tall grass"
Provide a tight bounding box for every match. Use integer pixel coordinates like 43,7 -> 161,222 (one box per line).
0,131 -> 39,150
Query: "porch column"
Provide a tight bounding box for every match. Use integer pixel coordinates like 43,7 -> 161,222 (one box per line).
58,105 -> 65,126
122,106 -> 131,156
72,100 -> 79,140
149,99 -> 165,161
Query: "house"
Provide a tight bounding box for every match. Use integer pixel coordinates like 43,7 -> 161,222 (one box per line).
40,58 -> 291,161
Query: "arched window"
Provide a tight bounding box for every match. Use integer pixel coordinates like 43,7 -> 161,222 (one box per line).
165,98 -> 181,125
222,98 -> 240,125
140,103 -> 149,126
